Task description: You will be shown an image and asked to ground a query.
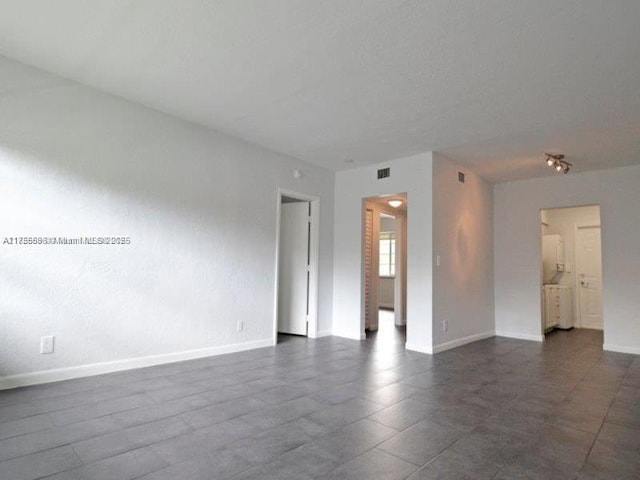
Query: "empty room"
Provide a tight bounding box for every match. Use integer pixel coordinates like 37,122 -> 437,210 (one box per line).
1,2 -> 640,479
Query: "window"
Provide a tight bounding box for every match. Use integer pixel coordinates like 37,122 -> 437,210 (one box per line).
379,231 -> 395,277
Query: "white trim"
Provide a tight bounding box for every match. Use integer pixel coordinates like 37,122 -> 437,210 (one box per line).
431,331 -> 495,354
405,342 -> 433,354
0,338 -> 273,391
538,217 -> 545,337
574,223 -> 603,331
314,330 -> 333,338
495,331 -> 544,342
332,331 -> 365,341
603,343 -> 640,355
274,189 -> 321,342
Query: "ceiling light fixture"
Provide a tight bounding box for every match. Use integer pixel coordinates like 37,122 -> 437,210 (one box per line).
388,199 -> 403,208
544,153 -> 572,174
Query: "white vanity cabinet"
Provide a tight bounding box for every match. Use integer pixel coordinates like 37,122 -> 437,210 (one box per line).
544,285 -> 574,330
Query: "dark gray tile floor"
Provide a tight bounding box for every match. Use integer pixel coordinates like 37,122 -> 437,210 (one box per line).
1,326 -> 639,479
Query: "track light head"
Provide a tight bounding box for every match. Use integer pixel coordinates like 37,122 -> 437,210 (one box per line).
544,153 -> 571,174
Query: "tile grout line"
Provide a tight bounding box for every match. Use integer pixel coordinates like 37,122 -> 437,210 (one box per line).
574,366 -> 628,480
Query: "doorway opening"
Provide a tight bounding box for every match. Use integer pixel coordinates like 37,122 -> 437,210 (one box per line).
362,193 -> 407,348
274,189 -> 320,343
540,205 -> 603,345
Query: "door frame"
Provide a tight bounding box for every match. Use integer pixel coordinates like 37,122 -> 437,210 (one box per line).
273,188 -> 320,343
361,196 -> 408,339
538,205 -> 603,338
393,214 -> 407,327
574,223 -> 603,330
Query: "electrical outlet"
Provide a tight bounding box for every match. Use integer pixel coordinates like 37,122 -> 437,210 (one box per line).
436,255 -> 441,267
237,320 -> 243,332
442,320 -> 448,332
40,336 -> 55,354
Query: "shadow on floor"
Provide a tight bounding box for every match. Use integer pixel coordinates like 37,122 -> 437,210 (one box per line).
365,309 -> 406,349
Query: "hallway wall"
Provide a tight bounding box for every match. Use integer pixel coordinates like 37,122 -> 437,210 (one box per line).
432,154 -> 495,352
333,152 -> 433,353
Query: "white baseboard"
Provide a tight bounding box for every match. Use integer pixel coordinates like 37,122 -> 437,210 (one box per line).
314,330 -> 333,338
495,331 -> 544,342
603,343 -> 640,355
0,338 -> 273,391
432,331 -> 495,354
405,342 -> 433,354
331,330 -> 365,341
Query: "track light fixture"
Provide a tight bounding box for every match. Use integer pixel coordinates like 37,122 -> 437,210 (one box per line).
544,153 -> 572,174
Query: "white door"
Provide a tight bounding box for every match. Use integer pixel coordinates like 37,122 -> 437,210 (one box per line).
278,202 -> 309,335
576,226 -> 603,330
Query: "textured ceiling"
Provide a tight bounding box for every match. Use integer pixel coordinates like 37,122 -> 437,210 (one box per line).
0,0 -> 639,182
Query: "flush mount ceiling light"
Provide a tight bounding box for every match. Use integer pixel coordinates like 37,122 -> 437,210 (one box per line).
544,153 -> 572,174
388,199 -> 403,208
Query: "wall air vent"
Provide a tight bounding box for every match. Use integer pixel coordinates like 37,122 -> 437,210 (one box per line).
458,171 -> 465,183
377,167 -> 390,179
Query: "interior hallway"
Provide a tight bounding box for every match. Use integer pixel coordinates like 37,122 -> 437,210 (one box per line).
365,309 -> 407,348
0,329 -> 638,479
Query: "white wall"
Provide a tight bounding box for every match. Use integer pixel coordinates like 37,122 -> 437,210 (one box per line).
540,210 -> 550,235
432,154 -> 494,351
0,57 -> 335,387
333,153 -> 433,352
495,165 -> 640,353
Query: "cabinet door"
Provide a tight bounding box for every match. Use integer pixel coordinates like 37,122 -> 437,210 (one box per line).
557,288 -> 574,328
545,288 -> 559,328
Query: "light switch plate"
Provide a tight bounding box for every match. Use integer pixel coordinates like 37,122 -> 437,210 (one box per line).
40,336 -> 55,354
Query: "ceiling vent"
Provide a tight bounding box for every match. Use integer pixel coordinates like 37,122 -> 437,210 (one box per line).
377,167 -> 390,179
